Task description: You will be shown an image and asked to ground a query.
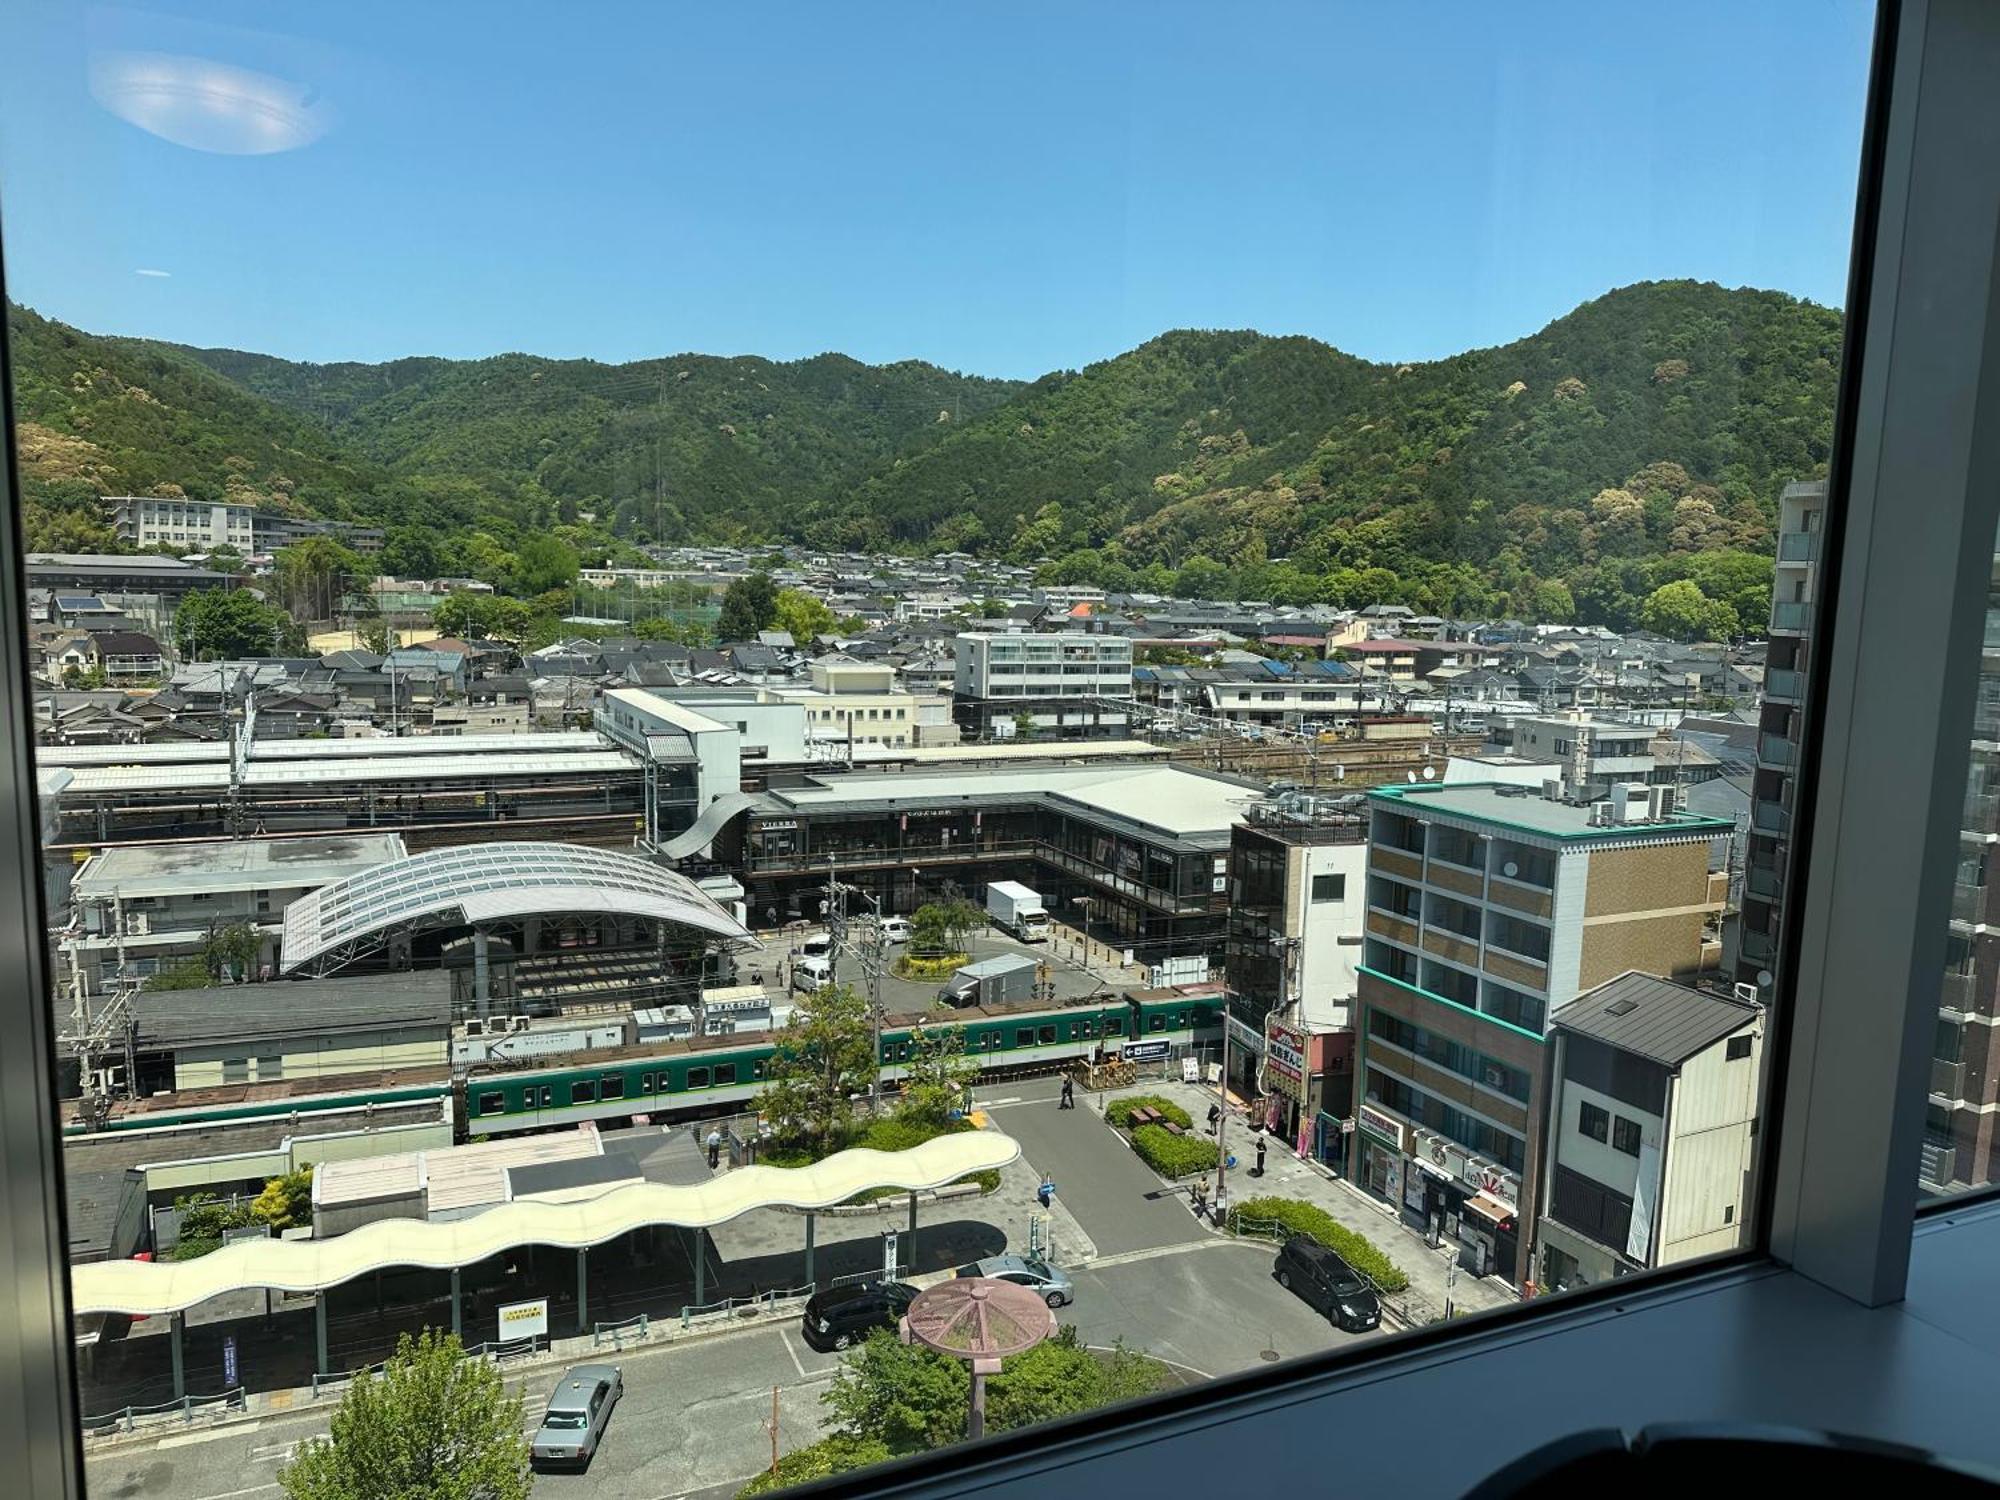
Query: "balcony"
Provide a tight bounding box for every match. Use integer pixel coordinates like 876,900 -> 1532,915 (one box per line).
1365,908 -> 1420,948
1777,531 -> 1821,563
1370,845 -> 1424,882
1940,970 -> 1981,1017
1771,600 -> 1815,633
1952,880 -> 1991,926
1932,1056 -> 1967,1100
1486,873 -> 1554,918
1482,945 -> 1549,992
1759,732 -> 1797,768
1765,666 -> 1804,702
1752,801 -> 1791,836
1920,1137 -> 1959,1193
1747,862 -> 1785,901
1421,927 -> 1482,969
1425,858 -> 1485,899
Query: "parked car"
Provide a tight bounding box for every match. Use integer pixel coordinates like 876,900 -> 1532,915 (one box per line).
800,1280 -> 920,1351
531,1364 -> 623,1468
877,916 -> 913,944
1272,1234 -> 1380,1332
954,1254 -> 1075,1308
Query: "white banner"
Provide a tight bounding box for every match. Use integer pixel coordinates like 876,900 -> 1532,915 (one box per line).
498,1298 -> 549,1341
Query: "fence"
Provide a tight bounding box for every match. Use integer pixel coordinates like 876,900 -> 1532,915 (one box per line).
309,1335 -> 545,1398
678,1283 -> 814,1333
592,1313 -> 651,1349
82,1387 -> 247,1437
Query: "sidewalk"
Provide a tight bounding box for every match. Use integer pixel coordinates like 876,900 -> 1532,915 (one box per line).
1129,1080 -> 1516,1325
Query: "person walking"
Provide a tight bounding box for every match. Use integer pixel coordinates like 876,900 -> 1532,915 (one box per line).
706,1126 -> 723,1170
1207,1102 -> 1221,1136
1253,1134 -> 1268,1178
1059,1075 -> 1075,1110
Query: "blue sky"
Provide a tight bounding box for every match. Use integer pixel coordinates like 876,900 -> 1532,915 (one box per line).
0,1 -> 1875,379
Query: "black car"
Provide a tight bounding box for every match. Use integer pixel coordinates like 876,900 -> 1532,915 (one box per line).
1273,1235 -> 1381,1332
801,1280 -> 920,1351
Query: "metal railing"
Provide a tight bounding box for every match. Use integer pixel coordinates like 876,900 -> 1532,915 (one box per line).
82,1387 -> 247,1436
309,1335 -> 545,1398
592,1313 -> 652,1349
678,1283 -> 815,1332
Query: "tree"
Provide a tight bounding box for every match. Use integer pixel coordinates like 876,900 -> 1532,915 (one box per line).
514,534 -> 580,595
358,618 -> 397,654
249,1166 -> 315,1232
280,1329 -> 532,1500
145,960 -> 217,993
895,1023 -> 978,1130
760,982 -> 878,1153
380,526 -> 441,581
174,588 -> 305,660
1011,710 -> 1037,742
909,897 -> 980,958
717,572 -> 778,641
206,543 -> 246,575
771,587 -> 836,642
203,921 -> 262,981
169,1191 -> 252,1259
1641,579 -> 1737,642
274,536 -> 368,624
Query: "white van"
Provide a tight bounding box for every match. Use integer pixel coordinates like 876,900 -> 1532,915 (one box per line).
791,954 -> 833,993
799,934 -> 834,961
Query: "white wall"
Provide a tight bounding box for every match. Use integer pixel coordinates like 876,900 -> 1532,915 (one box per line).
1292,842 -> 1367,1028
1656,1023 -> 1761,1264
1548,1076 -> 1657,1201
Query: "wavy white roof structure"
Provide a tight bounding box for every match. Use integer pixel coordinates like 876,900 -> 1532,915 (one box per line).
71,1132 -> 1021,1316
280,841 -> 753,974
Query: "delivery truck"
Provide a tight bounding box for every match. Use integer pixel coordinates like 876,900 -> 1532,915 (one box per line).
938,954 -> 1040,1008
986,881 -> 1051,942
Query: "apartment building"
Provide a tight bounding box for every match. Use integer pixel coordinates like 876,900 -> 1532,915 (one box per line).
1354,780 -> 1732,1286
1739,479 -> 1827,989
107,496 -> 383,554
1932,550 -> 2000,1191
1508,712 -> 1658,800
952,630 -> 1134,740
1537,973 -> 1764,1290
1223,792 -> 1370,1158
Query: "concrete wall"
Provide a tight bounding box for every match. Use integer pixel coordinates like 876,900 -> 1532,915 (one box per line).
1657,1025 -> 1761,1265
172,1025 -> 446,1089
1292,841 -> 1367,1029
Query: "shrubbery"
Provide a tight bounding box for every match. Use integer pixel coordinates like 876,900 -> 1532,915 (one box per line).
1227,1195 -> 1410,1294
1129,1123 -> 1219,1178
891,953 -> 968,981
737,1434 -> 892,1497
1105,1094 -> 1194,1130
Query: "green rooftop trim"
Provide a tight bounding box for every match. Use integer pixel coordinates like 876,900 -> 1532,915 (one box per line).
1359,964 -> 1545,1045
1367,781 -> 1736,843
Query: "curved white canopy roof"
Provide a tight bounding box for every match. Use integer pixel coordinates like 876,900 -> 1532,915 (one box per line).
72,1131 -> 1020,1316
280,841 -> 753,974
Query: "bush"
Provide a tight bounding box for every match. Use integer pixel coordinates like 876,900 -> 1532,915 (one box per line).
737,1434 -> 892,1497
1129,1123 -> 1219,1178
1227,1195 -> 1410,1294
1105,1094 -> 1194,1130
891,953 -> 969,981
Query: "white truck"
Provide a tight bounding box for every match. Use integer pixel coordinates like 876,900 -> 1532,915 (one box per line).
986,880 -> 1051,942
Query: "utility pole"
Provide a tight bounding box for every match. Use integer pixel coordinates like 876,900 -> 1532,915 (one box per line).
1215,1013 -> 1233,1216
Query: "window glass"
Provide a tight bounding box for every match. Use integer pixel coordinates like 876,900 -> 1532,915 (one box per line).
0,1 -> 1874,1488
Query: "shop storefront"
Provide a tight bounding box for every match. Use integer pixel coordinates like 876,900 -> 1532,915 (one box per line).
1406,1126 -> 1522,1281
1355,1102 -> 1410,1207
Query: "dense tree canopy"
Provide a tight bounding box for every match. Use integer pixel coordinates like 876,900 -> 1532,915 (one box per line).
717,572 -> 778,641
174,587 -> 305,659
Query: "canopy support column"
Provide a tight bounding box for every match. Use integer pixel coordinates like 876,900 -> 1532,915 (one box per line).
577,1247 -> 589,1334
315,1291 -> 328,1377
450,1267 -> 462,1339
169,1311 -> 184,1401
804,1212 -> 815,1287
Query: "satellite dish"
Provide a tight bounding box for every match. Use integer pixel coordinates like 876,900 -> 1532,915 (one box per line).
1422,766 -> 1436,781
1502,861 -> 1520,879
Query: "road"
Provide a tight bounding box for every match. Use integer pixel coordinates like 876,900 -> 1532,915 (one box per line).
85,1239 -> 1358,1500
984,1077 -> 1212,1256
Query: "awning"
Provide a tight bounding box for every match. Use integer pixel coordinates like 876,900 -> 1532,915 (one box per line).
1462,1192 -> 1516,1227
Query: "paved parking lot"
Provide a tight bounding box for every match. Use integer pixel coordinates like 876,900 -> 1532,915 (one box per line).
759,925 -> 1131,1014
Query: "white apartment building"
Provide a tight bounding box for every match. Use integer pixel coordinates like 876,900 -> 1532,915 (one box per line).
110,496 -> 258,552
1537,973 -> 1764,1289
953,631 -> 1135,740
1509,712 -> 1659,800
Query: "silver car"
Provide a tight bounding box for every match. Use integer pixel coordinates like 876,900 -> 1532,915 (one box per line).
531,1364 -> 622,1468
955,1254 -> 1075,1308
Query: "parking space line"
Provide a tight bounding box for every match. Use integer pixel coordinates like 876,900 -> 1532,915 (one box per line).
776,1327 -> 807,1380
157,1423 -> 259,1449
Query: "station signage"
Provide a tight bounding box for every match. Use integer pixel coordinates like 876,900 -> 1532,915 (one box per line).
1121,1040 -> 1173,1064
498,1298 -> 549,1341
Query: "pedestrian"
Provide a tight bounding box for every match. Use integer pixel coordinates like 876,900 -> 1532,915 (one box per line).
1059,1075 -> 1075,1110
1207,1102 -> 1221,1136
1253,1135 -> 1268,1178
1037,1175 -> 1055,1210
706,1126 -> 722,1170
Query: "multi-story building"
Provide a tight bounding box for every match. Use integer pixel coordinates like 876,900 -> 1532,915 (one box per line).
1223,792 -> 1371,1161
1508,713 -> 1658,800
772,657 -> 956,751
1739,479 -> 1827,989
952,631 -> 1134,740
1932,550 -> 2000,1191
107,496 -> 383,554
1353,780 -> 1732,1287
1536,973 -> 1764,1291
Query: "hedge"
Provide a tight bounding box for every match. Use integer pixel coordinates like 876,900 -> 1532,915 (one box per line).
1130,1123 -> 1219,1178
738,1434 -> 891,1497
1105,1094 -> 1194,1131
891,953 -> 969,980
1227,1195 -> 1410,1294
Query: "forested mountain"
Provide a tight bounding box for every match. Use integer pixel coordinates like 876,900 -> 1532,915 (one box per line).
8,280 -> 1841,628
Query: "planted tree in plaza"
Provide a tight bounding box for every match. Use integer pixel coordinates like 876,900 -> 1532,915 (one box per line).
896,1022 -> 978,1129
760,982 -> 878,1155
249,1165 -> 315,1232
280,1329 -> 532,1500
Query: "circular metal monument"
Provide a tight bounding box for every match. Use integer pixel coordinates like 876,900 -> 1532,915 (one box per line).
901,1277 -> 1056,1439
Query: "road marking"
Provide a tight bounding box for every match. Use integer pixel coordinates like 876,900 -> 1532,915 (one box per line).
981,1095 -> 1024,1107
250,1439 -> 298,1463
156,1423 -> 259,1449
1084,1342 -> 1213,1382
186,1486 -> 280,1500
1082,1238 -> 1257,1270
776,1327 -> 807,1380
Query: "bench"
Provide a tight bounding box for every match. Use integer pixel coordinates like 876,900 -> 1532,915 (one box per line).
1130,1107 -> 1161,1127
1162,1120 -> 1185,1136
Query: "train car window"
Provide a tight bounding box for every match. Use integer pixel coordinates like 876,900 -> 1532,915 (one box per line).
688,1066 -> 711,1089
602,1075 -> 625,1100
714,1063 -> 737,1086
752,1059 -> 766,1079
1177,1010 -> 1190,1027
1038,1025 -> 1057,1045
477,1091 -> 503,1116
539,1086 -> 554,1107
663,1070 -> 681,1093
640,1073 -> 654,1094
1014,1028 -> 1035,1047
1106,1015 -> 1124,1036
1149,1015 -> 1165,1032
1083,1017 -> 1097,1037
570,1080 -> 597,1105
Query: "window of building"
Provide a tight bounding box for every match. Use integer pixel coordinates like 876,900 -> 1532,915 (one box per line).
1311,872 -> 1346,902
1613,1116 -> 1642,1156
1727,1034 -> 1754,1061
1579,1100 -> 1610,1142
